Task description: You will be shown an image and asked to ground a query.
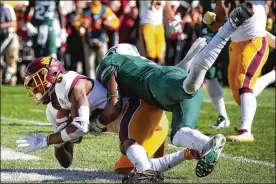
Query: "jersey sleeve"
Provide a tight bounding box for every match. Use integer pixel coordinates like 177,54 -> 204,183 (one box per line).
99,65 -> 118,86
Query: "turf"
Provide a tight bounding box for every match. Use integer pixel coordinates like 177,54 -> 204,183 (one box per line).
1,85 -> 275,183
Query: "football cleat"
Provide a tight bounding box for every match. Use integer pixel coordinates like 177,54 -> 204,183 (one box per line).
196,134 -> 226,177
122,170 -> 164,184
229,2 -> 254,29
212,116 -> 230,129
227,129 -> 255,142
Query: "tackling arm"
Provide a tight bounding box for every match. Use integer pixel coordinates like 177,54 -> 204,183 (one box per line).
99,73 -> 122,126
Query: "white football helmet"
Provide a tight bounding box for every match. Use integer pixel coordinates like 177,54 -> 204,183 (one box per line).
104,43 -> 140,57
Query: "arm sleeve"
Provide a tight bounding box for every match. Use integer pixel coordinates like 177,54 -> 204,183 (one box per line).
100,65 -> 118,86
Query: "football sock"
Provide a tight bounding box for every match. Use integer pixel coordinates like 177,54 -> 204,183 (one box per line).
150,150 -> 185,172
183,20 -> 235,94
126,143 -> 152,172
240,93 -> 256,133
253,69 -> 276,97
206,78 -> 229,119
172,127 -> 210,153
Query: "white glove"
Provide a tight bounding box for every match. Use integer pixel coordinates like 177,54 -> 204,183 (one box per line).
90,118 -> 106,136
203,11 -> 216,25
25,22 -> 38,37
16,132 -> 48,154
169,15 -> 182,35
60,28 -> 68,44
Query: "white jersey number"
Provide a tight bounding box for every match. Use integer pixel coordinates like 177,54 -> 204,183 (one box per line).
34,4 -> 55,20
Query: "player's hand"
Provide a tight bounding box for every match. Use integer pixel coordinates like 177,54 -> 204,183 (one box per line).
60,28 -> 68,44
90,118 -> 106,136
169,15 -> 182,35
25,22 -> 38,37
53,122 -> 67,148
203,11 -> 216,25
16,132 -> 48,154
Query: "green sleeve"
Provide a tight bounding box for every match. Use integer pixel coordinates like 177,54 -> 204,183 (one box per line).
99,65 -> 118,86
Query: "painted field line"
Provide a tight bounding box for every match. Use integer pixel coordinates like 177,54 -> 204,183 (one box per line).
203,99 -> 274,108
167,144 -> 275,168
1,117 -> 51,126
29,109 -> 45,113
2,117 -> 275,168
1,146 -> 40,161
1,168 -> 121,183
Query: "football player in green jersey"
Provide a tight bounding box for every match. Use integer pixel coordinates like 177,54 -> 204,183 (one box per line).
95,3 -> 254,182
24,0 -> 66,58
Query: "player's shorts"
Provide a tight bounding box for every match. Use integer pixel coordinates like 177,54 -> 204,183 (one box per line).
228,37 -> 269,104
114,98 -> 169,171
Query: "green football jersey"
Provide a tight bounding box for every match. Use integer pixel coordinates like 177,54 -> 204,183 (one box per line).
96,54 -> 191,111
31,0 -> 59,25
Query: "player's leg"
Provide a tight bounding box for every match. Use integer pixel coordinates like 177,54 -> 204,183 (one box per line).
171,90 -> 226,177
155,24 -> 165,64
183,3 -> 254,94
54,142 -> 74,168
141,24 -> 157,61
253,68 -> 276,97
227,37 -> 269,142
205,66 -> 230,129
114,105 -> 168,175
46,26 -> 58,59
119,99 -> 163,182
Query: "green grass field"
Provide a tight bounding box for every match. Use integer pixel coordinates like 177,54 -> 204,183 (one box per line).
1,85 -> 275,183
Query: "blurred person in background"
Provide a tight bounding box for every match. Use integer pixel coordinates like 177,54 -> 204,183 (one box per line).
118,0 -> 139,45
105,0 -> 121,49
137,0 -> 168,64
0,1 -> 19,86
23,0 -> 66,58
64,0 -> 86,73
82,0 -> 119,79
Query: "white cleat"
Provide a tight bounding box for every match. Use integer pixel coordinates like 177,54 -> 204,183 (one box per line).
196,134 -> 226,177
227,129 -> 255,142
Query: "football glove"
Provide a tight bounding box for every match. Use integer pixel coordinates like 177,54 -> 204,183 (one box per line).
203,11 -> 216,25
90,118 -> 106,136
16,132 -> 48,154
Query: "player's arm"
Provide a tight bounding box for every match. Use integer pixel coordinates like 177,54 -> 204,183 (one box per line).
204,1 -> 227,32
99,73 -> 122,126
56,1 -> 65,29
24,0 -> 34,23
48,79 -> 91,144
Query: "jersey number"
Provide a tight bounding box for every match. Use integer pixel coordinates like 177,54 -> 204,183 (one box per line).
34,4 -> 55,20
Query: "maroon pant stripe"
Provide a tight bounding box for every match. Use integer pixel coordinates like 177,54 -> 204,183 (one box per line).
119,98 -> 141,143
240,37 -> 267,94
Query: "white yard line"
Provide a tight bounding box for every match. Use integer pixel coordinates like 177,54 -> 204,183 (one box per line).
0,168 -> 120,183
203,99 -> 274,108
29,109 -> 45,113
1,117 -> 51,126
1,146 -> 40,161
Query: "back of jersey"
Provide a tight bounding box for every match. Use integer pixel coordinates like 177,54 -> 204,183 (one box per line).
31,0 -> 58,25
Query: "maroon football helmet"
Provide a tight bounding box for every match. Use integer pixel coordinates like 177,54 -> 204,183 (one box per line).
24,57 -> 65,104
